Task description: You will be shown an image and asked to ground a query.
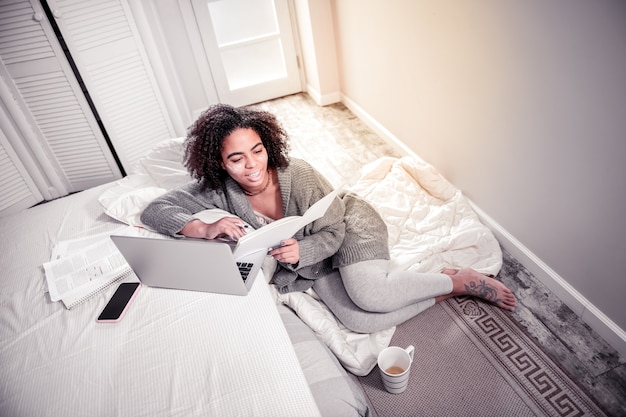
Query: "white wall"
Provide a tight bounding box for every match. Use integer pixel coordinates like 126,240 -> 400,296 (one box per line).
293,0 -> 341,105
330,0 -> 626,352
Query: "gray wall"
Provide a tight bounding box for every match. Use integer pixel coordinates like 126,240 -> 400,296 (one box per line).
331,0 -> 626,332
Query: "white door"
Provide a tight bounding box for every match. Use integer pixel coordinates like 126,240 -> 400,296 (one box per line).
191,0 -> 302,107
0,129 -> 42,216
0,0 -> 123,210
46,0 -> 176,172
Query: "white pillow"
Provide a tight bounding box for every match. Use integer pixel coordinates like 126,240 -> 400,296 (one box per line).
100,137 -> 191,226
99,182 -> 167,226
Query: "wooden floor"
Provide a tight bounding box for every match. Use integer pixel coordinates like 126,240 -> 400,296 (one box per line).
255,93 -> 401,187
256,93 -> 626,417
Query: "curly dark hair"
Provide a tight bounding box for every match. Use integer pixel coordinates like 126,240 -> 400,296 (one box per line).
184,103 -> 290,190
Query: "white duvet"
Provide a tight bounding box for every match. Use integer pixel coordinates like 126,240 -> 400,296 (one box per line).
98,138 -> 502,376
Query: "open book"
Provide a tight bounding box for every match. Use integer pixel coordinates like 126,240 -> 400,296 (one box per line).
234,186 -> 343,257
192,186 -> 343,258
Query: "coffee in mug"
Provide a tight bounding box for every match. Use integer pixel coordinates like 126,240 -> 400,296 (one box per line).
385,366 -> 405,375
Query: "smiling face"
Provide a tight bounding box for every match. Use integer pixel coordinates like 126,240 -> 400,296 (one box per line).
220,128 -> 270,191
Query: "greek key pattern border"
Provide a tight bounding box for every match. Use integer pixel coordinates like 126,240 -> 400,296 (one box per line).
443,297 -> 607,417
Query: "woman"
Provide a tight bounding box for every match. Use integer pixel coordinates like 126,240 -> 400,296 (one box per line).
140,104 -> 516,333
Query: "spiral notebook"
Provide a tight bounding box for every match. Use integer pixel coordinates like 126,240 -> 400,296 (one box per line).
61,267 -> 135,309
43,228 -> 136,310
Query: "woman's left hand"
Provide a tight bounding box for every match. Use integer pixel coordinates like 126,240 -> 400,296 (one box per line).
269,238 -> 300,265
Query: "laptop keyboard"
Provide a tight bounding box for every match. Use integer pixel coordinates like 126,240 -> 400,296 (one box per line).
237,262 -> 254,282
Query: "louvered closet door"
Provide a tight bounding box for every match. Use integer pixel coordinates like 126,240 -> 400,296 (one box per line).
0,130 -> 42,215
46,0 -> 175,172
0,0 -> 123,203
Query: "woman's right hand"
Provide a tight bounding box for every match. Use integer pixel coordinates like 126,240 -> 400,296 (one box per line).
180,217 -> 248,241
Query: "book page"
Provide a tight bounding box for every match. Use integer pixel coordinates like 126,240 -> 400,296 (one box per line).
233,186 -> 343,257
299,186 -> 344,224
44,237 -> 129,302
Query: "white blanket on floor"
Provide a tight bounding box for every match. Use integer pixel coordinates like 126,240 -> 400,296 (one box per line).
272,156 -> 502,375
98,139 -> 502,376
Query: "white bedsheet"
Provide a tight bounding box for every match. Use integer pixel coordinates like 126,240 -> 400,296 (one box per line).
0,184 -> 320,417
95,138 -> 503,377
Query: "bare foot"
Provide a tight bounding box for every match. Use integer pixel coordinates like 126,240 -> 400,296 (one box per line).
442,268 -> 516,311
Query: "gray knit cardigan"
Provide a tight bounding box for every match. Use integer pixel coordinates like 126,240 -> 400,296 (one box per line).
140,158 -> 389,293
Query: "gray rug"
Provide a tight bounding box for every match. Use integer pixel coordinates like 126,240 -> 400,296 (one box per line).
358,297 -> 610,417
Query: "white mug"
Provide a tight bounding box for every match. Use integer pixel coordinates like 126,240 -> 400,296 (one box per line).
377,345 -> 415,394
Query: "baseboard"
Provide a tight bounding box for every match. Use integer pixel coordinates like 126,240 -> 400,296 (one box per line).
340,93 -> 626,359
469,201 -> 626,358
340,94 -> 415,157
306,85 -> 341,106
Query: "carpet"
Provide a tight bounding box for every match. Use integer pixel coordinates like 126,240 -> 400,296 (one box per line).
357,297 -> 610,417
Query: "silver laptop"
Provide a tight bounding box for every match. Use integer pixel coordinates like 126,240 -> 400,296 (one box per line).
110,188 -> 342,296
110,228 -> 267,296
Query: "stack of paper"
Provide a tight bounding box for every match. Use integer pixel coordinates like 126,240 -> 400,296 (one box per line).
43,227 -> 134,309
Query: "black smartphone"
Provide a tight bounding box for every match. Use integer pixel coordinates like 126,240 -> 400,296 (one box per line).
96,282 -> 141,323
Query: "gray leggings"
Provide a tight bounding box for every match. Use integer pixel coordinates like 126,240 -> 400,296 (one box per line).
312,259 -> 452,333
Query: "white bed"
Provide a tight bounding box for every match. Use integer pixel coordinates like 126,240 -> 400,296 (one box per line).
0,138 -> 502,416
0,186 -> 368,417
